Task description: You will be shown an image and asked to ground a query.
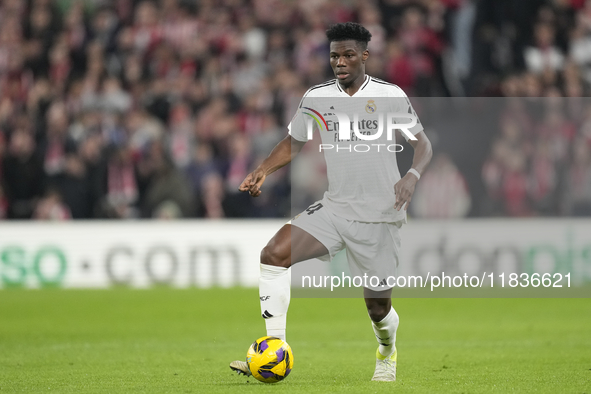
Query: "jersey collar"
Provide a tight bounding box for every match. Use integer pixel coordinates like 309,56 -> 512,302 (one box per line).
336,75 -> 371,95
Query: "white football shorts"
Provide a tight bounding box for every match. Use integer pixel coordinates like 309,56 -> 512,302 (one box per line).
289,199 -> 402,291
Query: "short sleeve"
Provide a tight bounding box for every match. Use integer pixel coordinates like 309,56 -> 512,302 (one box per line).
402,97 -> 424,141
287,93 -> 314,142
392,87 -> 424,141
287,106 -> 309,142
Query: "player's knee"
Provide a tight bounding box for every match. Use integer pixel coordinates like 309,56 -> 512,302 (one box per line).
366,300 -> 390,322
260,244 -> 290,268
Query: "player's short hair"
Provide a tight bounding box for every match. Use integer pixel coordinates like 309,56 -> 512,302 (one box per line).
326,22 -> 372,50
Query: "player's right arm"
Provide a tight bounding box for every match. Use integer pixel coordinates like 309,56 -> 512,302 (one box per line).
241,89 -> 313,197
239,135 -> 306,197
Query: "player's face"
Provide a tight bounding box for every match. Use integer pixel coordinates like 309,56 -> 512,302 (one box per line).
329,40 -> 369,87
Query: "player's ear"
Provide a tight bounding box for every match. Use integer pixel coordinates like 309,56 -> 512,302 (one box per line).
362,49 -> 369,63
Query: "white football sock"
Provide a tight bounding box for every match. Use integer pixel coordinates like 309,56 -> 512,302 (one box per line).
371,306 -> 399,359
259,263 -> 291,341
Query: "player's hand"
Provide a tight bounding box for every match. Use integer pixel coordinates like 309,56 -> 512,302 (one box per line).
239,169 -> 267,197
393,173 -> 418,211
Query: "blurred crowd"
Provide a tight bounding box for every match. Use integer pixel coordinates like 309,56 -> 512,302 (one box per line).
480,97 -> 591,217
474,0 -> 591,217
1,0 -> 591,220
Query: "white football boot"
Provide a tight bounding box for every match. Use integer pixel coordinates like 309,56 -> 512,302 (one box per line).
229,360 -> 251,376
371,347 -> 397,381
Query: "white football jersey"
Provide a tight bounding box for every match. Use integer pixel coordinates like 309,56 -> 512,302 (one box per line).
288,75 -> 424,223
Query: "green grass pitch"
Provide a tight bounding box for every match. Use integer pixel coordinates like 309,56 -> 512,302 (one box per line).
0,288 -> 590,393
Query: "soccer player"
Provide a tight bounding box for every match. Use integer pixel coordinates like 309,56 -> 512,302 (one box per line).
230,22 -> 432,381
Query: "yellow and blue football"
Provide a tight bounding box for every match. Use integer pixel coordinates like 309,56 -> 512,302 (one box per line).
246,336 -> 294,383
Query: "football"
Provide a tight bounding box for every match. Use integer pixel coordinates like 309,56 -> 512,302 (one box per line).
246,336 -> 294,383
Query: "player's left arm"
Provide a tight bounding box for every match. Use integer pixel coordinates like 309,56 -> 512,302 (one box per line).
394,131 -> 433,211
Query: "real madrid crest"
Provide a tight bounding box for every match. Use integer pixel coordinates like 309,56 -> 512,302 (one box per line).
365,99 -> 377,114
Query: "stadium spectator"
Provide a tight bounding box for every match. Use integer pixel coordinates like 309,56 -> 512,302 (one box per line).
51,153 -> 94,218
411,153 -> 471,218
102,146 -> 138,219
524,23 -> 565,74
563,137 -> 591,215
397,6 -> 443,96
385,39 -> 415,91
528,138 -> 560,215
2,128 -> 44,219
139,140 -> 194,218
0,185 -> 7,219
33,187 -> 71,220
